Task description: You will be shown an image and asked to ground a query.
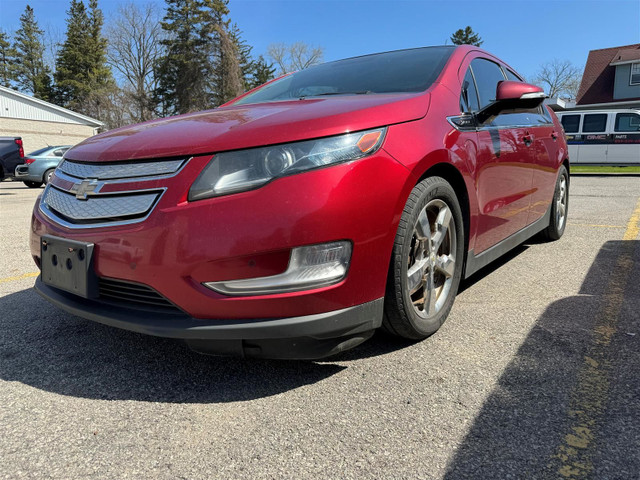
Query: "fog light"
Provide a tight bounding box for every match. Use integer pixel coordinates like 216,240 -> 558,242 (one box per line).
204,241 -> 352,296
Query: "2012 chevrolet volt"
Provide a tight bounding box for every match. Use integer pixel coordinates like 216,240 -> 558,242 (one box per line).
31,45 -> 569,359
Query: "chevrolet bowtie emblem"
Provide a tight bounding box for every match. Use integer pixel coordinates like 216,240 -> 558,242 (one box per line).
70,179 -> 100,200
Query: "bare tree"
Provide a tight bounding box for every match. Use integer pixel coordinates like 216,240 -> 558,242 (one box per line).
106,2 -> 164,122
267,41 -> 323,74
43,23 -> 62,72
533,59 -> 582,101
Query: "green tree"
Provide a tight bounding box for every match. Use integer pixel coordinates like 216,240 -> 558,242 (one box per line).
155,0 -> 230,114
228,23 -> 254,89
55,0 -> 113,117
0,30 -> 17,88
249,55 -> 275,89
13,5 -> 53,100
211,22 -> 245,105
450,26 -> 483,47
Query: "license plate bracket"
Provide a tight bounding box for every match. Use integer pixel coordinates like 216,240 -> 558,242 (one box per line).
40,234 -> 98,299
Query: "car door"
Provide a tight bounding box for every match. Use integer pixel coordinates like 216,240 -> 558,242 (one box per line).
612,111 -> 640,164
469,58 -> 535,253
578,113 -> 609,164
527,105 -> 560,224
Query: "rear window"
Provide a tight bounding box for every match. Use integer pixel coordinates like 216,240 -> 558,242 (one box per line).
27,147 -> 52,156
234,47 -> 455,105
582,114 -> 607,133
561,114 -> 581,133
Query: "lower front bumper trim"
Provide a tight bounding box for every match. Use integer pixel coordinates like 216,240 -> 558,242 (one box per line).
35,277 -> 383,359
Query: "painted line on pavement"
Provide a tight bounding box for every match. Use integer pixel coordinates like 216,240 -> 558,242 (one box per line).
551,196 -> 640,478
0,272 -> 39,284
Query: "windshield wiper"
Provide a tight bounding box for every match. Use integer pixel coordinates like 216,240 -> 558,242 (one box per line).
299,90 -> 373,99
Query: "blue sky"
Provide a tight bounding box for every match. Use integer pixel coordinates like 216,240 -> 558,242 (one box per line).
1,0 -> 639,80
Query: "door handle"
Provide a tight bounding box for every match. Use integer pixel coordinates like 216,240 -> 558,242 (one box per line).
551,131 -> 558,140
523,134 -> 533,146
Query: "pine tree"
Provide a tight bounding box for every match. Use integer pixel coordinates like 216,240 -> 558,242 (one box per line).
0,30 -> 17,88
13,5 -> 53,100
54,0 -> 113,117
155,0 -> 229,114
249,55 -> 275,89
84,0 -> 115,118
228,23 -> 254,90
450,26 -> 483,47
54,0 -> 91,106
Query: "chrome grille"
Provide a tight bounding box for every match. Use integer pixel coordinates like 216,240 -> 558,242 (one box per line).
44,186 -> 159,221
99,278 -> 181,312
39,157 -> 188,229
59,158 -> 185,180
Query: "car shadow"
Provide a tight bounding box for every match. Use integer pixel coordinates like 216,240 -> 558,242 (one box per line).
0,238 -> 577,404
443,239 -> 640,479
0,287 -> 347,403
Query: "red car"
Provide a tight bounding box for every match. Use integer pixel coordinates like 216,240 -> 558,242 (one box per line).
31,46 -> 569,359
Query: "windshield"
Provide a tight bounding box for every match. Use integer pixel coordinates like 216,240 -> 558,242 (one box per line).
234,46 -> 455,106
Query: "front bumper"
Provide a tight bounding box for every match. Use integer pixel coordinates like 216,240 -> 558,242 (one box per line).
35,277 -> 383,359
31,152 -> 411,320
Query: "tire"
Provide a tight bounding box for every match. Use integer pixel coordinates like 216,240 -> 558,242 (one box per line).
542,165 -> 569,241
43,168 -> 55,185
23,181 -> 43,188
383,176 -> 465,339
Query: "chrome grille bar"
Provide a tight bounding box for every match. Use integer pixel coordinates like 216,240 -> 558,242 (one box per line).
44,186 -> 160,221
59,158 -> 185,180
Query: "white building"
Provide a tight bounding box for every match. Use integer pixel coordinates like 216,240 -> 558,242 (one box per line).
0,86 -> 103,153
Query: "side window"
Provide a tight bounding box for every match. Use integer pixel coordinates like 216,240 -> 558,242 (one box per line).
470,58 -> 506,109
460,69 -> 480,113
504,69 -> 521,82
53,149 -> 64,157
615,113 -> 640,132
561,114 -> 581,133
582,114 -> 608,133
539,105 -> 554,124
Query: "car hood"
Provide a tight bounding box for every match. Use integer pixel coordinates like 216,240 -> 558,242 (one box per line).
65,92 -> 431,162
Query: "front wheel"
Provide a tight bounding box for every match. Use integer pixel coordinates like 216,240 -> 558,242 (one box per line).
542,165 -> 569,241
384,176 -> 465,339
23,181 -> 43,188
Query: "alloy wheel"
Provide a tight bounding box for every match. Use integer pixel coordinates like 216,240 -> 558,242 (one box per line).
406,198 -> 457,319
556,175 -> 567,230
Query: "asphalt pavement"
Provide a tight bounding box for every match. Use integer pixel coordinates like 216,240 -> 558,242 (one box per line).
0,175 -> 639,479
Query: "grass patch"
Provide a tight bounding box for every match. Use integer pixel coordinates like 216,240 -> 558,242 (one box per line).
571,165 -> 640,174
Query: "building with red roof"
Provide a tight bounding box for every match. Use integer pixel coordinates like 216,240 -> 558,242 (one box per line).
576,43 -> 640,108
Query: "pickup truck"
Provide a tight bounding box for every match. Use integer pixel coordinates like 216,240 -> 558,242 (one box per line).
0,137 -> 25,180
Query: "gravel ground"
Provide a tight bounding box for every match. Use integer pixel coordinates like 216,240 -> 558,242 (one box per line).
0,175 -> 639,479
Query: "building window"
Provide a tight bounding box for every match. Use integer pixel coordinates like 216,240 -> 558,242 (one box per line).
631,63 -> 640,85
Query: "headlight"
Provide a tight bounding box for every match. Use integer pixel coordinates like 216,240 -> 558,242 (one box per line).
188,128 -> 386,200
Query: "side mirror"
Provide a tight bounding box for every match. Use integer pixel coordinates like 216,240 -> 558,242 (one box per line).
476,81 -> 546,124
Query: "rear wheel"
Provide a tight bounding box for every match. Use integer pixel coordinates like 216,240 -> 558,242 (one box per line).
43,168 -> 55,185
384,176 -> 465,339
23,181 -> 43,188
542,165 -> 568,241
